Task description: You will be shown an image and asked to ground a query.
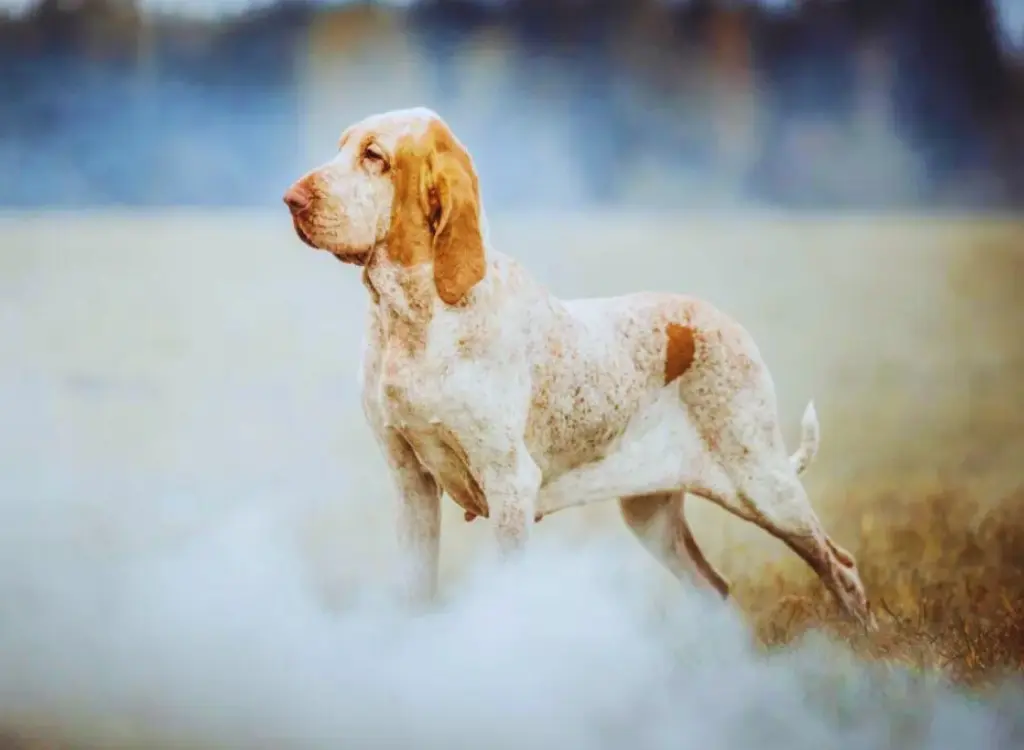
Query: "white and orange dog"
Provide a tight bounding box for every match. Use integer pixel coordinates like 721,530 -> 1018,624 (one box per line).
284,107 -> 876,630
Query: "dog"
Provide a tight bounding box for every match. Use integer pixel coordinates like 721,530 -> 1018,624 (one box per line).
283,107 -> 876,631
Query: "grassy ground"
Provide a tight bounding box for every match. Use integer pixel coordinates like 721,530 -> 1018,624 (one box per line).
1,213 -> 1023,748
740,483 -> 1024,685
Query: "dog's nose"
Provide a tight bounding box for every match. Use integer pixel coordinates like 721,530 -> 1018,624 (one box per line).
283,183 -> 312,214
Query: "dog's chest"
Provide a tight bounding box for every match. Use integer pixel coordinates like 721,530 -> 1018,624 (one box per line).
376,347 -> 441,426
373,348 -> 490,518
404,426 -> 489,518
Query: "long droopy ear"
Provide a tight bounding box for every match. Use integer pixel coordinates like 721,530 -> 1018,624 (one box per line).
422,140 -> 486,306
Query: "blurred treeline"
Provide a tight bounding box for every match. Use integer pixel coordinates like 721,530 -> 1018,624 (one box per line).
0,0 -> 1021,210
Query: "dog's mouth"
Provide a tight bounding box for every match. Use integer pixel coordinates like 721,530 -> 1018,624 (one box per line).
292,218 -> 370,266
332,251 -> 371,267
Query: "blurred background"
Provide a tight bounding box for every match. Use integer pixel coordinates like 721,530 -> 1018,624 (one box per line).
2,1 -> 1024,748
2,0 -> 1024,209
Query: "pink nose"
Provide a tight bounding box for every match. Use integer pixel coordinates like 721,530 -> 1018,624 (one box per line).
283,182 -> 312,214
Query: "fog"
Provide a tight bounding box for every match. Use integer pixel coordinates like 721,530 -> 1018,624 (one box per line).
0,514 -> 1012,750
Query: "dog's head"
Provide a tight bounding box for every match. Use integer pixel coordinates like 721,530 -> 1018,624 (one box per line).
283,107 -> 485,305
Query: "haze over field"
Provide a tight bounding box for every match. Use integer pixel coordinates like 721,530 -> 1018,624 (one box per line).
2,215 -> 1023,748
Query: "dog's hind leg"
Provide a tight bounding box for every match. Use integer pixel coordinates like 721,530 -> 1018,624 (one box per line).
619,491 -> 731,599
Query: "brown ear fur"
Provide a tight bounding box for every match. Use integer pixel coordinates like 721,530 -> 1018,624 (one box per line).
386,144 -> 433,269
423,126 -> 486,306
385,119 -> 486,305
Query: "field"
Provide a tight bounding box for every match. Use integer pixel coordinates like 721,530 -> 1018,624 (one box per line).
1,212 -> 1023,748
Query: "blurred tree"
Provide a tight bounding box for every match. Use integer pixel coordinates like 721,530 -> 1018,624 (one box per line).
1,0 -> 1022,208
890,0 -> 1012,204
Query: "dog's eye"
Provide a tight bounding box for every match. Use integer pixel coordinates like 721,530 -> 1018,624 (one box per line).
363,145 -> 387,169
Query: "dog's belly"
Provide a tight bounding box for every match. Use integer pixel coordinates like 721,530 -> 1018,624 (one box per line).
526,370 -> 649,477
536,388 -> 710,516
403,426 -> 490,519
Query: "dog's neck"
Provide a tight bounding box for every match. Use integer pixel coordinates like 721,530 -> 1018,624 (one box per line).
364,243 -> 494,362
367,246 -> 436,323
364,237 -> 495,316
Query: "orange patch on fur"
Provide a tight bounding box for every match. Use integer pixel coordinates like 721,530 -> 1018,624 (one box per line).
664,323 -> 696,384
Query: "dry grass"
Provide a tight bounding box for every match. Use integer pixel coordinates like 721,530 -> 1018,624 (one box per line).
735,485 -> 1024,686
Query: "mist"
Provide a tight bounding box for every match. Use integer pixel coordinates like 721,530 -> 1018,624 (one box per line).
0,422 -> 1019,750
0,499 -> 1016,750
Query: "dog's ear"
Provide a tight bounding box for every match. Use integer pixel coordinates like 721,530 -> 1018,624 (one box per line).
422,136 -> 486,306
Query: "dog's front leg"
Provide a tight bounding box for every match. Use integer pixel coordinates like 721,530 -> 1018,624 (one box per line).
382,429 -> 442,607
479,445 -> 542,557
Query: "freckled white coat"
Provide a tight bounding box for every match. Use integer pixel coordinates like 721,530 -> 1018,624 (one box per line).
283,107 -> 876,631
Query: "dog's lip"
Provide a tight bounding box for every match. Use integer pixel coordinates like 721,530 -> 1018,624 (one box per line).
332,249 -> 368,266
291,218 -> 368,266
292,218 -> 318,249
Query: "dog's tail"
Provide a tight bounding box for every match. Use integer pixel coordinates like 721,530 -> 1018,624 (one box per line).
789,400 -> 820,476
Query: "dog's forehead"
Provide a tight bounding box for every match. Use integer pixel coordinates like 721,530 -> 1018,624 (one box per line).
344,108 -> 438,151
